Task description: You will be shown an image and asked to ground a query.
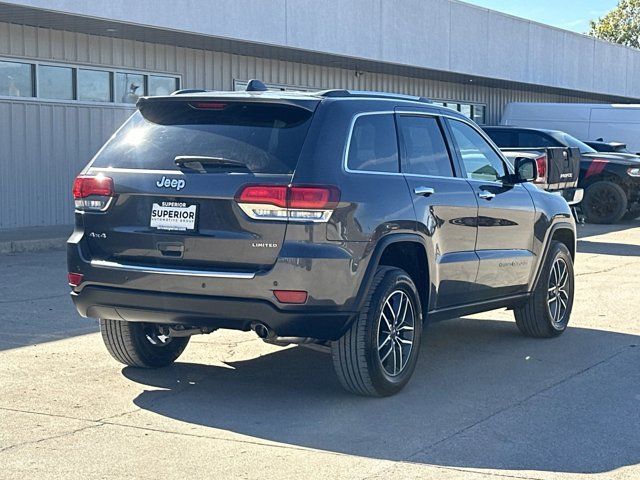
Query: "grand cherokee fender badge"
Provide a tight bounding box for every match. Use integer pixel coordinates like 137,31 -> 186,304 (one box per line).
156,176 -> 186,191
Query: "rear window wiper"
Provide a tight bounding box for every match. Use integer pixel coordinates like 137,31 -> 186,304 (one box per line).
174,156 -> 250,173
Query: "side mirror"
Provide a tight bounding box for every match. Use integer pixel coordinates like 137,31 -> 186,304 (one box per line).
514,157 -> 537,183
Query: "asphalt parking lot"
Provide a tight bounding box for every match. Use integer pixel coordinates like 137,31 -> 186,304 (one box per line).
1,221 -> 639,480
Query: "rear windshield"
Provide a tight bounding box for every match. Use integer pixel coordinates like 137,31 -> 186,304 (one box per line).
90,101 -> 314,173
548,131 -> 596,154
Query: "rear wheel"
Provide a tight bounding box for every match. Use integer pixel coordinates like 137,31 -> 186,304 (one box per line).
100,319 -> 190,368
514,241 -> 574,338
582,181 -> 627,224
331,267 -> 423,397
623,208 -> 640,221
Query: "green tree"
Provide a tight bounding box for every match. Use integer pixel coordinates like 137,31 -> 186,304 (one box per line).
589,0 -> 640,49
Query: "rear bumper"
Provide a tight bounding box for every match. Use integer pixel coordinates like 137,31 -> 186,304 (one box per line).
67,231 -> 368,340
71,286 -> 354,340
551,187 -> 583,205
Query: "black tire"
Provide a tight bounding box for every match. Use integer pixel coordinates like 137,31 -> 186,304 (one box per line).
100,319 -> 190,368
331,266 -> 423,397
623,209 -> 640,221
582,181 -> 627,224
514,241 -> 574,338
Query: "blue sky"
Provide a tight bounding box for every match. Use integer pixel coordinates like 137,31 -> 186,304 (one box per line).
462,0 -> 619,33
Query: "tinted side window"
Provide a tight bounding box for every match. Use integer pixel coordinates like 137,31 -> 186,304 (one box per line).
347,114 -> 399,173
449,120 -> 506,182
484,129 -> 515,148
518,132 -> 558,148
397,115 -> 454,177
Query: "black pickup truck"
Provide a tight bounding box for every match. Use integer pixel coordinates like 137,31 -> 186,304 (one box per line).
500,147 -> 582,206
484,126 -> 640,223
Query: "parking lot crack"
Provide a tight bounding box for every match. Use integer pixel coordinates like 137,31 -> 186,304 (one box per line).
0,293 -> 67,304
361,462 -> 545,480
400,345 -> 633,467
576,261 -> 637,277
0,423 -> 103,454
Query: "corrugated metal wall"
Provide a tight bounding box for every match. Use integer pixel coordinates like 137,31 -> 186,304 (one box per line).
0,22 -> 597,229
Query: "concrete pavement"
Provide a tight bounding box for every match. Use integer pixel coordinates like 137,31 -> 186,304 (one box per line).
0,221 -> 638,479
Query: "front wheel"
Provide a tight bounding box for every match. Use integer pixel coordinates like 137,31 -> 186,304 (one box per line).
331,267 -> 423,397
514,241 -> 574,338
100,319 -> 190,368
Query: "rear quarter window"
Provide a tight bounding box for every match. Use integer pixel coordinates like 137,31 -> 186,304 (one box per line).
346,114 -> 399,173
90,101 -> 314,174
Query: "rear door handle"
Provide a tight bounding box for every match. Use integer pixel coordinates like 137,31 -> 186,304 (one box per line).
414,186 -> 435,197
478,191 -> 496,200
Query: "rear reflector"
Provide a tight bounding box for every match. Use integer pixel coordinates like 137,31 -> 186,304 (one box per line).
73,175 -> 114,211
68,272 -> 83,287
236,184 -> 340,222
273,290 -> 308,304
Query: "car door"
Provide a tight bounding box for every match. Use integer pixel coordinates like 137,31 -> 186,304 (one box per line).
396,112 -> 481,309
446,118 -> 537,299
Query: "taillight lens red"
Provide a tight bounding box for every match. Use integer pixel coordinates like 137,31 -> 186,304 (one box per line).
235,184 -> 340,222
535,155 -> 547,183
236,185 -> 288,208
288,186 -> 340,209
73,175 -> 115,211
73,175 -> 114,199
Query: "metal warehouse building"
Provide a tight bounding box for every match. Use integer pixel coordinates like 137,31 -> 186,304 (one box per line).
2,0 -> 640,231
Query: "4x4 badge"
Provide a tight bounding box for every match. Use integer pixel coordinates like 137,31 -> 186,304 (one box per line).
156,176 -> 185,191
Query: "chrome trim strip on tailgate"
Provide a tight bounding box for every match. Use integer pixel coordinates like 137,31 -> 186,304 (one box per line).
90,260 -> 256,279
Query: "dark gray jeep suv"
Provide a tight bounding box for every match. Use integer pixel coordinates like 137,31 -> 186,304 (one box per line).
68,83 -> 576,396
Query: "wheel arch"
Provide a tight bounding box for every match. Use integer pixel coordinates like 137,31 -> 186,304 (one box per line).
354,234 -> 430,318
531,222 -> 576,291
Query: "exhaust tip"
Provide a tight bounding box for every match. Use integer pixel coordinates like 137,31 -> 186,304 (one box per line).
251,322 -> 272,339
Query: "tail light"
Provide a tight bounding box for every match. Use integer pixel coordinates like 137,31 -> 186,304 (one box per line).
73,175 -> 115,211
236,184 -> 340,222
534,155 -> 547,184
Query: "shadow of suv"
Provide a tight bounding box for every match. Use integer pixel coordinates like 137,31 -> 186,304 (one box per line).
68,81 -> 576,396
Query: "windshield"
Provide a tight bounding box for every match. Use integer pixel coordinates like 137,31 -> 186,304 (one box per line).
90,101 -> 314,174
549,131 -> 596,154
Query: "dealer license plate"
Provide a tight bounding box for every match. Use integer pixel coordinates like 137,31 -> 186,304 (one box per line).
150,202 -> 197,231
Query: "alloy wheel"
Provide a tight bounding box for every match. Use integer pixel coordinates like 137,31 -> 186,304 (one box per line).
377,290 -> 416,376
548,258 -> 570,325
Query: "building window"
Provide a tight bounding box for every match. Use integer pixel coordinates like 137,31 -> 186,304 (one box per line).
233,79 -> 314,92
0,58 -> 180,104
472,105 -> 486,125
78,69 -> 111,102
434,100 -> 487,125
0,60 -> 33,97
148,75 -> 178,96
116,72 -> 145,104
38,65 -> 74,100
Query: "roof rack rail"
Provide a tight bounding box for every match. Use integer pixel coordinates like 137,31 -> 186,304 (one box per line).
317,89 -> 433,104
171,89 -> 208,95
